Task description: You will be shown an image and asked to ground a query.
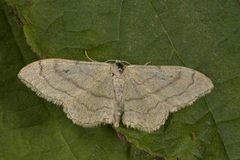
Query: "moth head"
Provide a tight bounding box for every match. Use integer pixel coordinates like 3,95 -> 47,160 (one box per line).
115,60 -> 129,73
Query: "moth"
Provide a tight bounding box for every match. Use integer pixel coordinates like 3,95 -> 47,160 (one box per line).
18,59 -> 213,133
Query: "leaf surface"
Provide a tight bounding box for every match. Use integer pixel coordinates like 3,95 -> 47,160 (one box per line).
2,0 -> 240,159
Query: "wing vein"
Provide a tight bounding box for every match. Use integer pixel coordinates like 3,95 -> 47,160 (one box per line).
53,61 -> 113,100
39,61 -> 74,98
125,72 -> 196,114
125,71 -> 181,101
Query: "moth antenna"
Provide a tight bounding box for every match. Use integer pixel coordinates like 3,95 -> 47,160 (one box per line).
119,60 -> 131,65
144,61 -> 152,65
105,59 -> 117,63
84,50 -> 96,62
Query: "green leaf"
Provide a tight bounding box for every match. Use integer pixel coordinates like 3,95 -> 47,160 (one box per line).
128,144 -> 159,160
2,0 -> 240,159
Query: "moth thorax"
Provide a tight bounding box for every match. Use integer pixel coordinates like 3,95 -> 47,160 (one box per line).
112,64 -> 125,107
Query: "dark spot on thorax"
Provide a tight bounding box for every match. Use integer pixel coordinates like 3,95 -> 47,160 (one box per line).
116,62 -> 125,74
63,69 -> 70,73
